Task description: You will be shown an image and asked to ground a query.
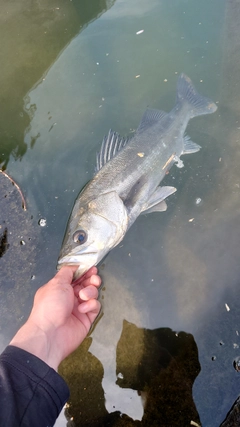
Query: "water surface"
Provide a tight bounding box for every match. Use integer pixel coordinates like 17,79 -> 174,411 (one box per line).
2,0 -> 240,426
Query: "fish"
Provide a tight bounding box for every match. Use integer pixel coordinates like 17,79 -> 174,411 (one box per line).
57,73 -> 217,278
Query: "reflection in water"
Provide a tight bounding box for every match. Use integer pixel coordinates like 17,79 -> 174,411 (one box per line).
60,320 -> 201,427
0,0 -> 115,168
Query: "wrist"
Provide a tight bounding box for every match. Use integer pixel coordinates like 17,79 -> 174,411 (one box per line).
10,320 -> 62,371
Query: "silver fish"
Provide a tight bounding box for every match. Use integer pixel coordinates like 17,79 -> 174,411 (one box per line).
58,74 -> 217,278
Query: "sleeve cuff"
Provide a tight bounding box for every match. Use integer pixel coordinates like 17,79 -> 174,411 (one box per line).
1,345 -> 70,408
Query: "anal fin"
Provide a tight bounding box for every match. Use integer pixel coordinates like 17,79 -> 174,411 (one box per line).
182,134 -> 201,154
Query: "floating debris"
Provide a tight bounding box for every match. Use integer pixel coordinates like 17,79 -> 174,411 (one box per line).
117,372 -> 123,379
136,29 -> 144,35
137,152 -> 145,157
38,218 -> 47,227
0,169 -> 27,210
195,197 -> 202,205
189,218 -> 194,222
225,303 -> 230,312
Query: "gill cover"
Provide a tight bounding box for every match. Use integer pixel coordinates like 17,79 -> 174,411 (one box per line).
87,191 -> 128,247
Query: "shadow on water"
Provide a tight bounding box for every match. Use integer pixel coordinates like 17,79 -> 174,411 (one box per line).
60,321 -> 201,427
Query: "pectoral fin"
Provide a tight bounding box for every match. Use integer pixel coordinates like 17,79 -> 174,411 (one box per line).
142,200 -> 168,214
141,186 -> 176,214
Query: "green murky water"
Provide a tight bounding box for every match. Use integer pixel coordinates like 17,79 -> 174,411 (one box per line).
2,0 -> 240,425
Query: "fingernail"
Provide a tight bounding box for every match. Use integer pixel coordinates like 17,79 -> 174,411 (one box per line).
90,275 -> 100,286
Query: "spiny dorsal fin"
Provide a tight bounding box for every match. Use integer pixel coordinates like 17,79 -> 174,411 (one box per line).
136,108 -> 168,134
96,129 -> 129,172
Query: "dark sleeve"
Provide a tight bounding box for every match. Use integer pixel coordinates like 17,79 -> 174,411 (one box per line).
0,345 -> 70,427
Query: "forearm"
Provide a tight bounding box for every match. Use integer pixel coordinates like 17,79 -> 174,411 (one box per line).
10,320 -> 62,371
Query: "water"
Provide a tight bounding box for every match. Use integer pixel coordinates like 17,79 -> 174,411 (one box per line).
1,0 -> 240,425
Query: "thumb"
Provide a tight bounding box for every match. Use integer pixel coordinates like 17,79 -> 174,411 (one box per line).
53,266 -> 78,286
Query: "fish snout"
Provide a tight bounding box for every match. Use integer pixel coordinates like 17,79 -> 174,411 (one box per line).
57,248 -> 100,279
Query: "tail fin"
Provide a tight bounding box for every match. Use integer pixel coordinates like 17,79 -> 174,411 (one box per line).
176,73 -> 217,118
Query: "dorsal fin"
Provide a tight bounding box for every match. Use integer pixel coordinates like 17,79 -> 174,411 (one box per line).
96,129 -> 129,172
136,108 -> 168,134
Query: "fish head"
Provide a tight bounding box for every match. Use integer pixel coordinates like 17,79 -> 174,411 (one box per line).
57,191 -> 128,279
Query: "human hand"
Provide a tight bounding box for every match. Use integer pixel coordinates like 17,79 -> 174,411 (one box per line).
10,266 -> 101,370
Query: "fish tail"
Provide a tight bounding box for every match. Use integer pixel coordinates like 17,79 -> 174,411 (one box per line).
176,73 -> 217,118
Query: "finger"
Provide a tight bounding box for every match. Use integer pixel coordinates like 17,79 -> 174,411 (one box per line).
78,299 -> 101,315
81,266 -> 98,280
79,285 -> 99,301
73,267 -> 98,285
82,274 -> 102,288
54,266 -> 78,285
73,274 -> 101,296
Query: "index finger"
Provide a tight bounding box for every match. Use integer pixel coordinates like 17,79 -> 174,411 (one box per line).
73,266 -> 99,286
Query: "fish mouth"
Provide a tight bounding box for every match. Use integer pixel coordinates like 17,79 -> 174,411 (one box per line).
58,251 -> 98,265
56,261 -> 80,271
57,250 -> 99,278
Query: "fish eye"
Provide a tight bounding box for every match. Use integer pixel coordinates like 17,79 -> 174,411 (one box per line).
73,230 -> 87,245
